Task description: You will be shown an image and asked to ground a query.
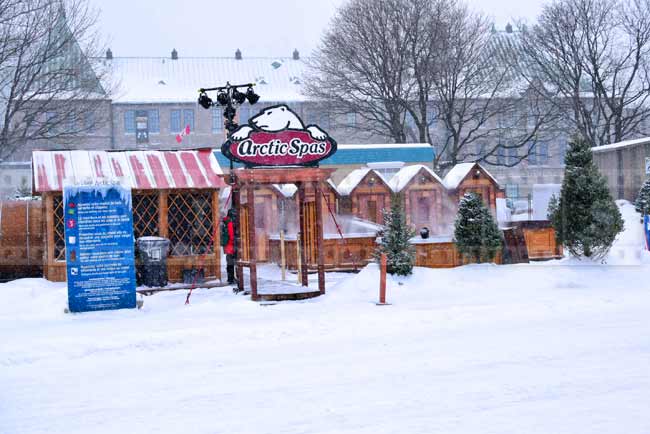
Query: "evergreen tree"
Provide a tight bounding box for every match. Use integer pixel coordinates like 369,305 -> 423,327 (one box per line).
375,194 -> 416,276
548,135 -> 623,259
453,192 -> 502,263
634,178 -> 650,215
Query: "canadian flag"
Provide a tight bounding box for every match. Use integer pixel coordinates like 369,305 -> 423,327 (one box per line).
175,125 -> 191,143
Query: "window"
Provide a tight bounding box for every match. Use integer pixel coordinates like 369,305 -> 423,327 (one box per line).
506,184 -> 519,198
319,112 -> 330,130
46,112 -> 58,135
148,109 -> 160,133
124,110 -> 135,133
538,143 -> 549,165
528,144 -> 538,165
212,107 -> 223,132
476,143 -> 486,159
508,148 -> 518,165
170,109 -> 181,133
84,111 -> 95,133
239,106 -> 251,125
65,113 -> 76,133
497,146 -> 506,165
347,112 -> 356,127
558,142 -> 568,164
183,109 -> 194,131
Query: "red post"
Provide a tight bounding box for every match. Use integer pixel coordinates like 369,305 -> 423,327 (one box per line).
379,253 -> 387,304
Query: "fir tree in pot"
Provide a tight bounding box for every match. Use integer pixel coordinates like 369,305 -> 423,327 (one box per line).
548,135 -> 623,259
453,192 -> 502,263
374,194 -> 416,276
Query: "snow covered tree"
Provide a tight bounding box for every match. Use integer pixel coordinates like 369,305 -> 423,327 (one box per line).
635,178 -> 650,216
375,194 -> 416,276
453,192 -> 502,263
548,135 -> 623,259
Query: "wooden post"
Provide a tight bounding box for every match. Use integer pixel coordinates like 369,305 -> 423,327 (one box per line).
158,191 -> 168,238
233,180 -> 244,293
247,184 -> 258,300
296,231 -> 302,284
378,253 -> 387,305
280,229 -> 286,281
298,183 -> 308,287
44,194 -> 55,280
212,190 -> 220,280
314,181 -> 325,294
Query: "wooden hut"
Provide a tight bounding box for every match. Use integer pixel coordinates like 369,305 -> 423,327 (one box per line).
443,163 -> 504,213
389,164 -> 446,234
32,149 -> 226,283
337,168 -> 392,224
0,199 -> 44,280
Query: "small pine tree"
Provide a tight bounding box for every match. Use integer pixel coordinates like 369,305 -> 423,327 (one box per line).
375,194 -> 416,276
548,135 -> 623,259
453,192 -> 502,263
635,178 -> 650,215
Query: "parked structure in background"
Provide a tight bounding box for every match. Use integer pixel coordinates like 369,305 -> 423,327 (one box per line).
592,137 -> 650,202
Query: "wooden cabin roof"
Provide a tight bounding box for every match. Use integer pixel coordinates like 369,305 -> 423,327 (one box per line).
442,162 -> 501,190
31,149 -> 226,193
337,168 -> 391,196
389,164 -> 444,192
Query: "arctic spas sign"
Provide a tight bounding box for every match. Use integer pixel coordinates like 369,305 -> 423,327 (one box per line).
63,181 -> 136,313
221,104 -> 337,167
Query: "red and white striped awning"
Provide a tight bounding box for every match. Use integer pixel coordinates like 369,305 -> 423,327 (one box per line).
32,149 -> 226,193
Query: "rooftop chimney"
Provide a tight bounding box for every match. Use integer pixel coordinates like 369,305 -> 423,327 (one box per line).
505,23 -> 513,33
235,48 -> 242,60
171,48 -> 178,60
106,48 -> 113,60
292,49 -> 299,60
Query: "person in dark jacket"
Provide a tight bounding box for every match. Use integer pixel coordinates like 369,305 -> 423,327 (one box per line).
222,208 -> 237,285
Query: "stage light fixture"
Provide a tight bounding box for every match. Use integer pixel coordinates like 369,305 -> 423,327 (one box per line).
246,86 -> 260,104
197,92 -> 213,109
231,88 -> 247,104
216,91 -> 229,106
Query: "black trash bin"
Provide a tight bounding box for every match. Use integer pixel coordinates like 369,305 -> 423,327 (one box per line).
136,237 -> 170,287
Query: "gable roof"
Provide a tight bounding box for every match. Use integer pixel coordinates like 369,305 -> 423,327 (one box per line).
442,162 -> 501,190
337,168 -> 390,196
389,164 -> 443,193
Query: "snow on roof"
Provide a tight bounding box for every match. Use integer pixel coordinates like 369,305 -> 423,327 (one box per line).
32,149 -> 225,193
337,168 -> 390,196
105,57 -> 308,103
389,164 -> 443,193
442,162 -> 501,189
591,136 -> 650,153
272,184 -> 298,198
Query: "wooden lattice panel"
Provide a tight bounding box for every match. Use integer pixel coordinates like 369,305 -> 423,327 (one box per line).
132,193 -> 159,239
53,195 -> 65,261
168,192 -> 214,256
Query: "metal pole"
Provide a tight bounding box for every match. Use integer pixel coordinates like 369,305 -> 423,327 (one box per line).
280,229 -> 286,281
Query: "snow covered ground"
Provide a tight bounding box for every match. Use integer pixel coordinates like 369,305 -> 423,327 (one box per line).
2,202 -> 650,434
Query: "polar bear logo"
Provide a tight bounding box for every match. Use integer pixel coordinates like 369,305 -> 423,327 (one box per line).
231,104 -> 328,141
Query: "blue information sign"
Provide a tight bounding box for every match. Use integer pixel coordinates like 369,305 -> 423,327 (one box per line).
63,183 -> 136,313
645,215 -> 650,251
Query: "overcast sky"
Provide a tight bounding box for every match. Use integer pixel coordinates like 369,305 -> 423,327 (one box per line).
88,0 -> 546,58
